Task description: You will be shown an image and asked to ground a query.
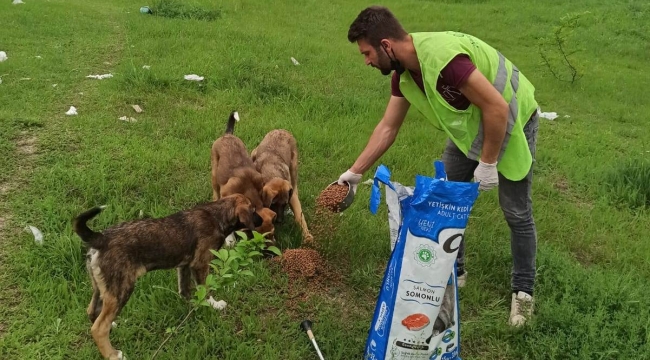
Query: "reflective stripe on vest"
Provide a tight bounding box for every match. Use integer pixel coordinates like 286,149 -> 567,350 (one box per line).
467,52 -> 519,161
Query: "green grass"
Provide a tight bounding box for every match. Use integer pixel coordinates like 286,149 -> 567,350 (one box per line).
1,0 -> 650,359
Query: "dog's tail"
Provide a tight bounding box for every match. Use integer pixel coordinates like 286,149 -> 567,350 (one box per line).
225,110 -> 239,134
72,205 -> 107,248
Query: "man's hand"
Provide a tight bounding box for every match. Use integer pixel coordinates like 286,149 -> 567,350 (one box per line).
473,160 -> 498,191
338,170 -> 362,194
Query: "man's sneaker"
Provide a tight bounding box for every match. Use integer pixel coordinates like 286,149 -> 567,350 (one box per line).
509,291 -> 534,327
457,272 -> 467,288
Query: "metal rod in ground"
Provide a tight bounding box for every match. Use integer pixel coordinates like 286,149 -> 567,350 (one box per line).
300,320 -> 325,360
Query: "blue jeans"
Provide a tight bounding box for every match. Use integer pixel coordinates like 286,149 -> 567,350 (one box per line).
442,111 -> 539,294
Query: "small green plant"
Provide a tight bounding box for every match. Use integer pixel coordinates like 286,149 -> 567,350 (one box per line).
191,231 -> 281,307
604,159 -> 650,210
150,0 -> 222,21
538,11 -> 590,84
151,231 -> 280,359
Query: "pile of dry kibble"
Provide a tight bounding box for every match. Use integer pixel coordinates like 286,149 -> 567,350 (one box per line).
315,183 -> 349,212
273,183 -> 350,280
274,248 -> 323,279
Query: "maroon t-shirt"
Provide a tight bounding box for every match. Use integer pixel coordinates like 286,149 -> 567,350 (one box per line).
391,55 -> 476,110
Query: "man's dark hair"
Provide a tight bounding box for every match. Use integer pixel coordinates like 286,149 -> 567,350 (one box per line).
347,6 -> 408,47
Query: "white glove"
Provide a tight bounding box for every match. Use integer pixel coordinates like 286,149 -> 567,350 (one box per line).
474,160 -> 498,191
338,169 -> 362,194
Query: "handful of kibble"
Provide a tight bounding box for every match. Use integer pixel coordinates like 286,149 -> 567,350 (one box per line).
316,183 -> 349,212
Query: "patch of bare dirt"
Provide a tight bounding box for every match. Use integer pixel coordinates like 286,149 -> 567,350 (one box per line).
16,136 -> 37,155
553,175 -> 569,192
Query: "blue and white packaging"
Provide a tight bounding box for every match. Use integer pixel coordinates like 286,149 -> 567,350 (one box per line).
365,161 -> 479,360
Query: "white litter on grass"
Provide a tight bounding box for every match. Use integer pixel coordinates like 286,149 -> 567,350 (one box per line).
207,297 -> 227,311
225,233 -> 236,248
12,0 -> 24,4
35,55 -> 42,59
118,116 -> 137,123
52,84 -> 57,87
111,322 -> 117,329
539,111 -> 559,120
291,57 -> 300,65
65,106 -> 78,116
233,111 -> 240,121
0,51 -> 7,62
86,74 -> 113,80
184,74 -> 204,81
142,65 -> 150,70
25,225 -> 43,245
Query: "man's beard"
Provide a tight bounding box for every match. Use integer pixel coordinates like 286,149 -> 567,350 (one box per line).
377,51 -> 394,76
377,47 -> 405,76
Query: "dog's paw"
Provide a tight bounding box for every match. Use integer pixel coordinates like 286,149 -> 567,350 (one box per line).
109,350 -> 124,360
207,296 -> 227,311
303,233 -> 314,246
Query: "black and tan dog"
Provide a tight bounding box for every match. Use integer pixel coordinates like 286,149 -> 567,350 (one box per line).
251,129 -> 313,242
210,111 -> 265,209
73,194 -> 262,360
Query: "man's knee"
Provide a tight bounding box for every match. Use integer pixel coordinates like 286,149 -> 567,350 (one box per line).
502,207 -> 534,228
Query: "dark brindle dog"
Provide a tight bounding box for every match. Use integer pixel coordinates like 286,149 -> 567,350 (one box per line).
73,194 -> 262,360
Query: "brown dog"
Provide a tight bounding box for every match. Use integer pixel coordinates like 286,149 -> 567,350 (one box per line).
210,111 -> 265,210
72,194 -> 262,360
251,129 -> 313,241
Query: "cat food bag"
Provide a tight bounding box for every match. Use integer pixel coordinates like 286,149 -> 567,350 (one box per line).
365,161 -> 479,360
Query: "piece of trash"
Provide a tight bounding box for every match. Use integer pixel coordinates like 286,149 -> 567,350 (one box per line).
52,84 -> 57,87
291,57 -> 300,65
65,106 -> 78,116
140,6 -> 152,14
184,74 -> 204,81
118,116 -> 137,123
207,297 -> 227,311
12,0 -> 24,4
86,74 -> 113,80
35,56 -> 42,59
138,210 -> 144,218
25,225 -> 43,245
111,322 -> 117,329
539,111 -> 559,121
0,51 -> 7,62
142,65 -> 150,70
564,115 -> 570,118
78,92 -> 84,95
132,104 -> 143,113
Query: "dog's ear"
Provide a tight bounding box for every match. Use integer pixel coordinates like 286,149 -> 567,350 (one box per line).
262,185 -> 278,208
236,203 -> 258,230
